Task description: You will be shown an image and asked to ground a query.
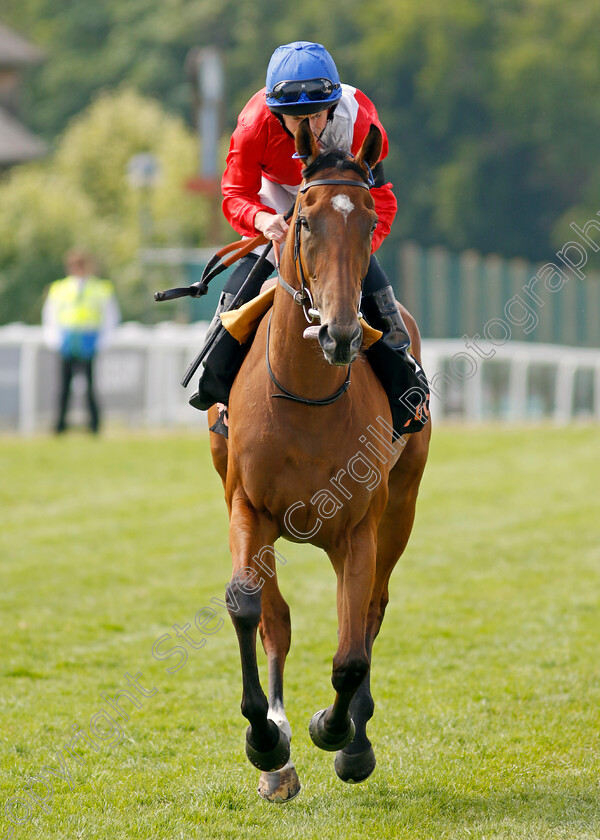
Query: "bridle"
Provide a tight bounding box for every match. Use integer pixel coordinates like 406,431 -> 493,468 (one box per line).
277,176 -> 371,323
268,172 -> 371,406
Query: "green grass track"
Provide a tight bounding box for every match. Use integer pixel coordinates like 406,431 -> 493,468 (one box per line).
0,425 -> 599,839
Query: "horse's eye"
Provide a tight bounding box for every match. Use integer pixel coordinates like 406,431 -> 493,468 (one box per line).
371,221 -> 378,235
300,217 -> 310,231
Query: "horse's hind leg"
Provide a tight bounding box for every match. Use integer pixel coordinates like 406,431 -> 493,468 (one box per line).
208,405 -> 228,487
333,637 -> 377,783
256,576 -> 301,802
335,424 -> 430,783
226,497 -> 290,773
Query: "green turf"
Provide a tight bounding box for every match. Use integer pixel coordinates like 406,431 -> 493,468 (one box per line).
1,426 -> 599,839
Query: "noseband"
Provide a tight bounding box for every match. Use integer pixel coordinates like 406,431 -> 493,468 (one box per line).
269,173 -> 371,406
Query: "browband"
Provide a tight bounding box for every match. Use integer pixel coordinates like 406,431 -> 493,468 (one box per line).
300,178 -> 370,193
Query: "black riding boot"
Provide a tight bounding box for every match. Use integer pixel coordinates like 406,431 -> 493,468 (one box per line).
188,291 -> 246,411
361,284 -> 430,435
361,286 -> 415,364
189,253 -> 274,411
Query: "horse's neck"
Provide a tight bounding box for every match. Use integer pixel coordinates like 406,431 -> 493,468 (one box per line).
268,274 -> 348,403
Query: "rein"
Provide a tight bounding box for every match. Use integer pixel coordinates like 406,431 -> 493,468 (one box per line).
266,314 -> 352,405
269,173 -> 371,407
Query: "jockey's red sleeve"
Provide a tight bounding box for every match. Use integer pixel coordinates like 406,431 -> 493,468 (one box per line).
348,89 -> 397,252
370,184 -> 397,253
221,123 -> 275,237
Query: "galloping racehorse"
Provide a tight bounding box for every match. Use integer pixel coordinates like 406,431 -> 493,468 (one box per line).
208,120 -> 431,802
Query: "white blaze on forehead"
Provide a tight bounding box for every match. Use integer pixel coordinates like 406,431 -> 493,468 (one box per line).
331,193 -> 355,222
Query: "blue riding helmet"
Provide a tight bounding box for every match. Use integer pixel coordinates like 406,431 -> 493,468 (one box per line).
266,41 -> 342,116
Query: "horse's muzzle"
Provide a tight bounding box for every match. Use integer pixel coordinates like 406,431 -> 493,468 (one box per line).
318,322 -> 363,366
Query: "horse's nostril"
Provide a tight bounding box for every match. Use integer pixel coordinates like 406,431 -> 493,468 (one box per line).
327,323 -> 362,347
319,322 -> 362,364
350,324 -> 363,350
318,324 -> 333,349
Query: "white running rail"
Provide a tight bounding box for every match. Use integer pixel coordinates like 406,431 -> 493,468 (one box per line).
0,325 -> 599,434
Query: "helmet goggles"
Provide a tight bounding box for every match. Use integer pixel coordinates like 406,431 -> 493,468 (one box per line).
269,77 -> 340,105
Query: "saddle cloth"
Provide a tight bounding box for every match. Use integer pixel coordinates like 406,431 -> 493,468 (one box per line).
219,284 -> 383,348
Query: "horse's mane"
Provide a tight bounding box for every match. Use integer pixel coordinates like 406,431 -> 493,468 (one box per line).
301,149 -> 368,183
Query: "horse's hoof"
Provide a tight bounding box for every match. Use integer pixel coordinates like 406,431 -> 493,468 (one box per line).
258,760 -> 301,803
309,708 -> 355,752
334,745 -> 376,783
245,724 -> 290,772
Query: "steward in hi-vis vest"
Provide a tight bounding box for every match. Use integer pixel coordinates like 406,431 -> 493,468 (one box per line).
42,250 -> 120,434
46,275 -> 117,360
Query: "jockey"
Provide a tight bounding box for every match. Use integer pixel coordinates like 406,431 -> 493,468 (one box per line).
191,40 -> 415,413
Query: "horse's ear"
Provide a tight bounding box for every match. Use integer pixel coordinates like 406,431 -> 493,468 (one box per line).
355,124 -> 383,173
295,118 -> 320,165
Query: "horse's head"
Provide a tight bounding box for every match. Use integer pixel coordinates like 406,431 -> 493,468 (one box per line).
288,120 -> 383,366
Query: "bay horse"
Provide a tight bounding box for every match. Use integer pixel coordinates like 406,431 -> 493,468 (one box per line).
207,120 -> 431,802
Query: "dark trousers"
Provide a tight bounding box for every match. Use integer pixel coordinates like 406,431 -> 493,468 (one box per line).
56,356 -> 100,433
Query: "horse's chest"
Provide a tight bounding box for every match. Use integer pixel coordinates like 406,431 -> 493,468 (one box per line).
233,434 -> 385,532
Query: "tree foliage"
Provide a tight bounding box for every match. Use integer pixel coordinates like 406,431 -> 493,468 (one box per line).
0,89 -> 210,324
1,0 -> 599,294
355,0 -> 600,259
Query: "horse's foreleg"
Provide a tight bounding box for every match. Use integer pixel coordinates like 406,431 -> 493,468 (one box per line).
335,424 -> 430,783
226,496 -> 290,773
309,518 -> 377,753
256,576 -> 301,802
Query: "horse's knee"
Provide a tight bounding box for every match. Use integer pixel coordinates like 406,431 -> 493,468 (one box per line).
226,578 -> 262,627
264,597 -> 290,629
332,656 -> 369,694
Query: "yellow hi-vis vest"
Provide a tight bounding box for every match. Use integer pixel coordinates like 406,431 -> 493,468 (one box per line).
48,275 -> 114,332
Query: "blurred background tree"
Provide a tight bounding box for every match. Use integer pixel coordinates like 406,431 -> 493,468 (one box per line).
0,88 -> 210,323
1,0 -> 599,323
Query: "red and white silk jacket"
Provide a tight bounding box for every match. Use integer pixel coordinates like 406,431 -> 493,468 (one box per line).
221,84 -> 398,253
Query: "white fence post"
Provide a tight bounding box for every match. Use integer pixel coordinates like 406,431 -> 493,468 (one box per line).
554,361 -> 577,424
18,340 -> 38,436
